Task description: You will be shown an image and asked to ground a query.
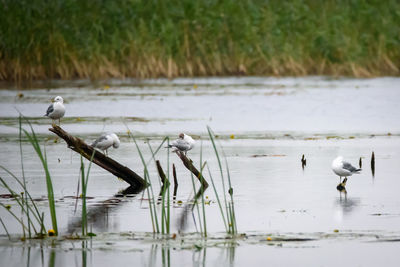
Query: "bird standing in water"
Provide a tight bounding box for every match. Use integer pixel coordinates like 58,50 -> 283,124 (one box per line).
332,156 -> 361,183
45,96 -> 65,126
91,133 -> 120,156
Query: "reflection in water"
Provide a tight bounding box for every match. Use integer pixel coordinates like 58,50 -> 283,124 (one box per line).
336,178 -> 348,197
82,241 -> 87,267
228,246 -> 236,267
67,205 -> 115,233
67,186 -> 140,234
161,246 -> 170,267
48,250 -> 56,267
192,247 -> 206,267
12,235 -> 239,267
336,195 -> 361,214
147,244 -> 159,267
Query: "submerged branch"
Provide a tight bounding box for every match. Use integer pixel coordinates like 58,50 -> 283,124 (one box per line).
49,126 -> 147,189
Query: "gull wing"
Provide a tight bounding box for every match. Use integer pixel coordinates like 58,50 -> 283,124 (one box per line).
171,139 -> 191,151
45,103 -> 54,116
342,161 -> 360,173
91,134 -> 108,147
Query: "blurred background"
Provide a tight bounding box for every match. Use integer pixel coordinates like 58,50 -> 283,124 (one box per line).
0,0 -> 399,84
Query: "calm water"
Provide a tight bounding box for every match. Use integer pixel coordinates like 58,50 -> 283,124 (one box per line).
0,77 -> 400,266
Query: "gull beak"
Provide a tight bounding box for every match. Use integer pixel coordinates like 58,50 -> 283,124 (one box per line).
51,99 -> 55,103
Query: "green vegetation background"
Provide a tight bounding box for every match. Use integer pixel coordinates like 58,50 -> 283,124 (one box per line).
1,0 -> 399,81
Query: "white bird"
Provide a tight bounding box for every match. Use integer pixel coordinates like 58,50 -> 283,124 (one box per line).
332,156 -> 361,182
168,133 -> 195,155
45,96 -> 65,125
90,133 -> 120,156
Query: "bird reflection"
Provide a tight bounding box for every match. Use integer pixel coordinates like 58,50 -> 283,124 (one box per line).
67,186 -> 140,234
335,193 -> 360,215
334,178 -> 361,215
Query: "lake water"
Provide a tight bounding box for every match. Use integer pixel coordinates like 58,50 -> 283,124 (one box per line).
0,77 -> 400,266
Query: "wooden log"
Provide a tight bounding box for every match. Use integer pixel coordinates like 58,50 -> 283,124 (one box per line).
175,151 -> 209,189
156,160 -> 170,201
49,126 -> 147,189
174,151 -> 209,232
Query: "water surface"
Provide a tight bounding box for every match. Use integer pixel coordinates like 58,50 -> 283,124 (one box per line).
0,77 -> 399,266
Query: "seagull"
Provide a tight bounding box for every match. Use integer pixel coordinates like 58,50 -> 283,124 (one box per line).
90,133 -> 120,156
168,133 -> 195,155
332,156 -> 361,182
45,96 -> 65,126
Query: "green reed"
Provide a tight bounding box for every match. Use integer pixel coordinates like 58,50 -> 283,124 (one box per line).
146,137 -> 171,234
19,115 -> 31,238
199,142 -> 207,237
0,169 -> 46,236
0,117 -> 56,238
21,117 -> 58,235
127,129 -> 175,235
0,217 -> 11,240
207,126 -> 237,235
127,130 -> 160,233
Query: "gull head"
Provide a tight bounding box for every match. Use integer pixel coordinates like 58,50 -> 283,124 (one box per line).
179,133 -> 185,139
332,156 -> 343,170
110,133 -> 120,148
53,96 -> 64,103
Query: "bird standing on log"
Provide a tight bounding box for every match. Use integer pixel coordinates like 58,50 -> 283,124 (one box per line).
91,133 -> 120,156
45,96 -> 65,126
168,133 -> 195,155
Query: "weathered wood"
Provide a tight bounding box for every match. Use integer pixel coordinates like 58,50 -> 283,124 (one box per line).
175,151 -> 209,189
156,160 -> 170,201
172,163 -> 178,201
49,126 -> 147,189
174,151 -> 209,232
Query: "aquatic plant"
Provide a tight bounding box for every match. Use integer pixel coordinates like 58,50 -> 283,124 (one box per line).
207,126 -> 237,235
0,117 -> 52,238
21,117 -> 58,235
127,129 -> 161,233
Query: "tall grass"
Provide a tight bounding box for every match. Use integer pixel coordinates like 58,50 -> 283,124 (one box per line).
21,117 -> 58,235
1,0 -> 399,82
127,129 -> 161,233
0,117 -> 54,238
